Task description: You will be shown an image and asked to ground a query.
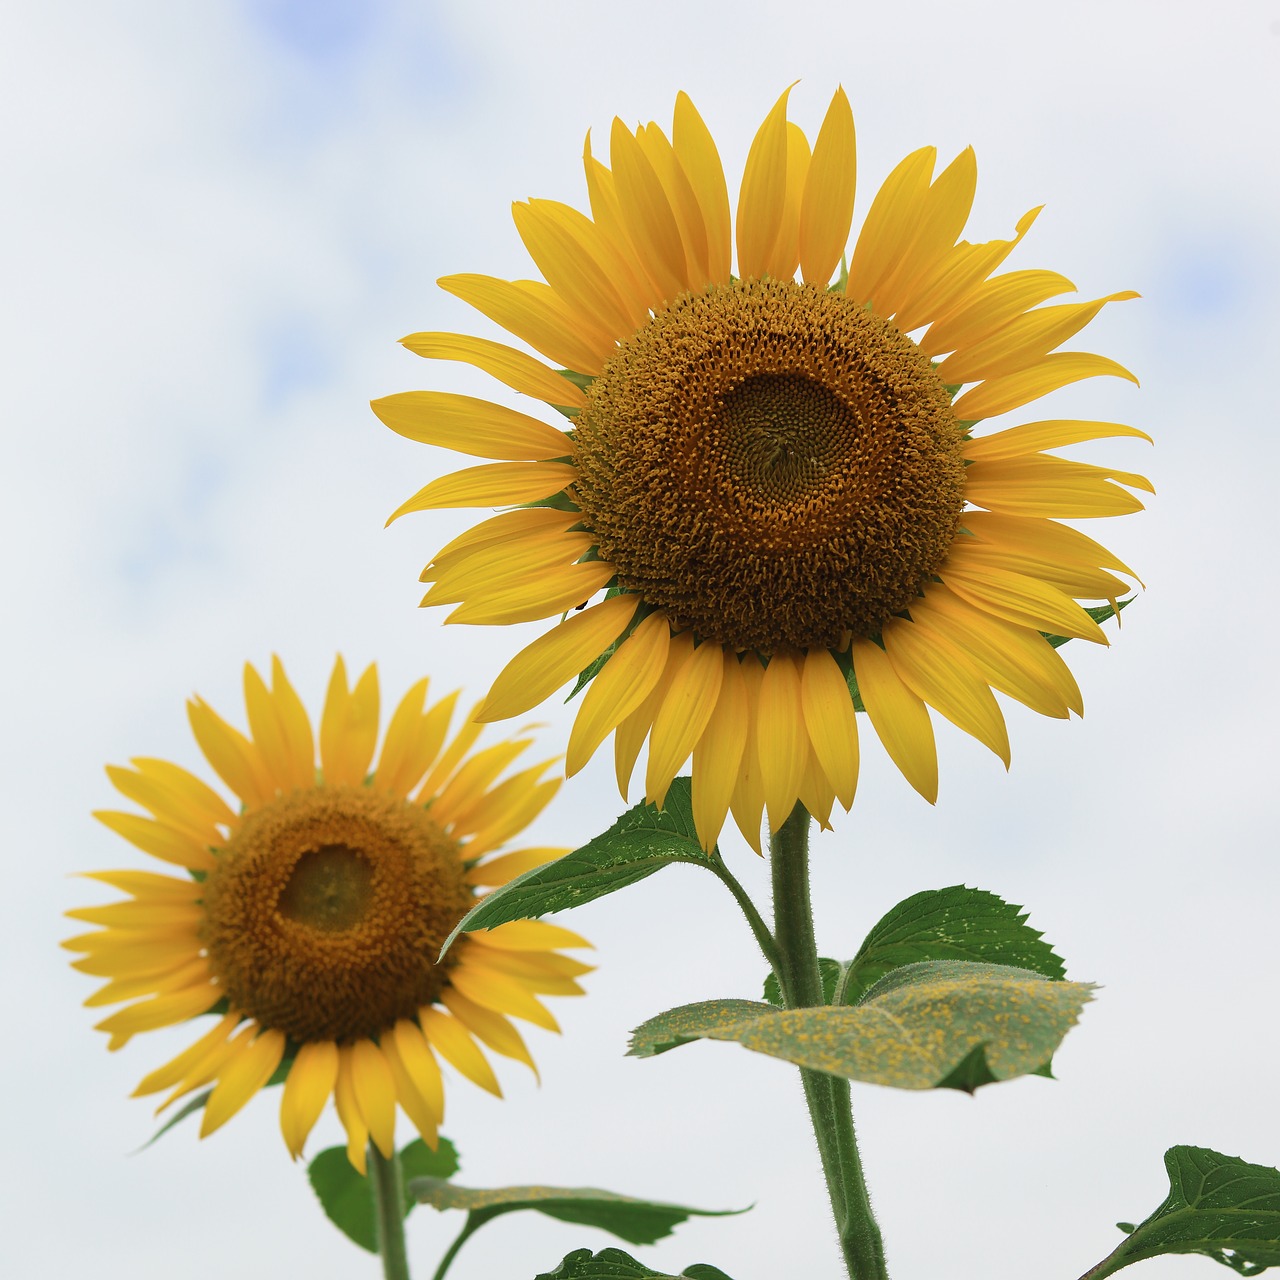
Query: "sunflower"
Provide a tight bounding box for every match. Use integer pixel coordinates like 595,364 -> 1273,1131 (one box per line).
372,88 -> 1150,854
65,656 -> 591,1172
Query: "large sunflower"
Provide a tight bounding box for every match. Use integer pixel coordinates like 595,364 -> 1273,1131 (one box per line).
373,88 -> 1150,854
66,656 -> 590,1172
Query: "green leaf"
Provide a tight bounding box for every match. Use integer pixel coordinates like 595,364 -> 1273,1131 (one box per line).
1080,1146 -> 1280,1277
439,778 -> 712,956
763,957 -> 846,1007
1043,598 -> 1132,648
841,885 -> 1065,1005
629,961 -> 1094,1091
135,1088 -> 212,1151
308,1137 -> 460,1252
533,1248 -> 736,1280
413,1180 -> 743,1250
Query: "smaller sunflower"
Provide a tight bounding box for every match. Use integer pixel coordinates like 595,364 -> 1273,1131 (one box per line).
66,656 -> 591,1172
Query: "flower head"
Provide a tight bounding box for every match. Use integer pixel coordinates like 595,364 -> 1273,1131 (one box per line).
66,656 -> 590,1171
373,88 -> 1150,854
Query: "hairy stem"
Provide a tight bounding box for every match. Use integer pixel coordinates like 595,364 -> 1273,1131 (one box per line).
368,1143 -> 411,1280
770,804 -> 888,1280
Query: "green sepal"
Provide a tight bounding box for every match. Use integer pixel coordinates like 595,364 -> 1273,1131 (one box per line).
534,1248 -> 736,1280
135,1088 -> 212,1151
840,884 -> 1066,1005
629,961 -> 1094,1091
1081,1145 -> 1280,1276
438,778 -> 711,957
307,1137 -> 460,1253
413,1180 -> 743,1250
762,958 -> 846,1008
1043,598 -> 1133,648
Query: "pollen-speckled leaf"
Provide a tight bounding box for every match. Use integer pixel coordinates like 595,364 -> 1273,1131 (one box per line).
628,962 -> 1093,1091
1042,597 -> 1132,648
440,778 -> 710,955
534,1248 -> 736,1280
629,1000 -> 778,1058
1080,1146 -> 1280,1278
308,1137 -> 460,1252
412,1181 -> 744,1249
841,885 -> 1065,1004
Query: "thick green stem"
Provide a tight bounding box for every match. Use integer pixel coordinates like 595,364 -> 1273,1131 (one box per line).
770,805 -> 888,1280
368,1143 -> 411,1280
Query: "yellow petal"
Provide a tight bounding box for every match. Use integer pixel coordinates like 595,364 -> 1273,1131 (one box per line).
513,198 -> 641,338
78,869 -> 202,899
846,146 -> 936,305
938,292 -> 1139,384
438,273 -> 607,376
458,775 -> 560,854
756,650 -> 807,833
110,759 -> 232,841
279,1040 -> 338,1159
418,1006 -> 502,1096
922,269 -> 1078,356
350,1039 -> 397,1159
470,920 -> 592,951
672,92 -> 732,284
442,989 -> 538,1075
372,390 -> 570,461
466,845 -> 560,887
186,697 -> 272,809
200,1027 -> 286,1138
939,559 -> 1107,643
92,810 -> 217,872
398,331 -> 587,408
953,352 -> 1139,422
415,699 -> 482,801
874,147 -> 977,319
736,86 -> 793,280
320,658 -> 381,787
962,418 -> 1152,461
479,594 -> 638,723
850,639 -> 938,803
636,122 -> 710,286
690,650 -> 748,853
67,900 -> 205,929
424,508 -> 580,580
799,87 -> 856,287
131,1012 -> 240,1096
799,647 -> 860,810
242,661 -> 298,792
568,612 -> 671,777
645,638 -> 725,809
728,655 -> 767,854
914,584 -> 1082,717
390,1017 -> 445,1123
882,618 -> 1010,765
763,121 -> 810,281
614,627 -> 689,800
82,957 -> 211,1008
965,510 -> 1139,580
371,677 -> 432,795
445,560 -> 615,626
964,454 -> 1150,518
895,205 -> 1042,335
582,133 -> 660,309
92,983 -> 220,1043
333,1046 -> 369,1174
949,540 -> 1131,601
380,1029 -> 440,1147
388,461 -> 577,522
797,745 -> 835,830
429,738 -> 530,827
423,529 -> 596,605
609,118 -> 689,302
269,656 -> 316,792
449,959 -> 559,1032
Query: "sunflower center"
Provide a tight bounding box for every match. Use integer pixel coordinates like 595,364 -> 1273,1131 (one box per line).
202,786 -> 474,1043
571,277 -> 966,652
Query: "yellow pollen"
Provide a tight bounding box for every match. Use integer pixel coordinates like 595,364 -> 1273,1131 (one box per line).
202,786 -> 474,1043
571,277 -> 966,652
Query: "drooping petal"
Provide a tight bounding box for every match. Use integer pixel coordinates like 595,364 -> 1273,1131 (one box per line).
200,1027 -> 286,1138
350,1039 -> 398,1159
728,655 -> 767,854
850,639 -> 938,803
613,628 -> 690,800
690,650 -> 748,853
279,1040 -> 338,1159
333,1046 -> 369,1174
480,595 -> 639,723
645,638 -> 725,809
800,647 -> 860,810
418,1006 -> 502,1096
756,650 -> 807,833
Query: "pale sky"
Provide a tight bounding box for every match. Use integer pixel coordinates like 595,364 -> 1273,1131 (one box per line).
3,2 -> 1278,1278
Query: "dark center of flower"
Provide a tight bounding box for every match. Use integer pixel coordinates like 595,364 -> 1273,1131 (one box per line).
202,786 -> 475,1043
570,277 -> 966,652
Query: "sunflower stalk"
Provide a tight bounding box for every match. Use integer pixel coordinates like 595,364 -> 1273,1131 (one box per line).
770,804 -> 888,1280
368,1143 -> 412,1280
